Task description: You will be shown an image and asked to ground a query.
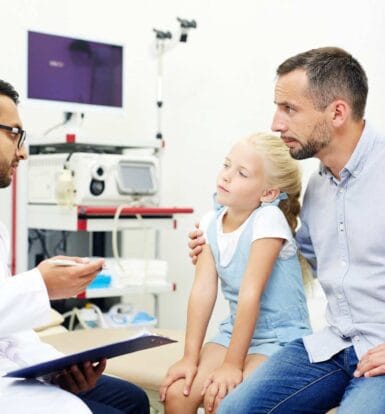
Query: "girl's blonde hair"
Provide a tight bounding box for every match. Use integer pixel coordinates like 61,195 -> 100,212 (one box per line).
246,133 -> 312,286
246,133 -> 301,234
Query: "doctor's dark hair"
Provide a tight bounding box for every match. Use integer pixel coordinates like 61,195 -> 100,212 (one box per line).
0,80 -> 19,104
276,47 -> 368,121
246,133 -> 301,234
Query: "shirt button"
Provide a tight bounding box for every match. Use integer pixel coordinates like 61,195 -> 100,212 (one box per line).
339,189 -> 344,194
337,294 -> 343,299
354,336 -> 360,342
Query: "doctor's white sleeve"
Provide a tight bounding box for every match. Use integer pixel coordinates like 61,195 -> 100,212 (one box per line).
0,269 -> 51,336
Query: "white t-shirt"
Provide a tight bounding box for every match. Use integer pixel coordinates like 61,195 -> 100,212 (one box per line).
199,205 -> 297,267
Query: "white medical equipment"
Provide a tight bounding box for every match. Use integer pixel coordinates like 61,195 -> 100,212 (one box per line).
28,152 -> 159,206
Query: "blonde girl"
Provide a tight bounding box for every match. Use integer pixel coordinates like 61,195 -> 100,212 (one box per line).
160,133 -> 312,413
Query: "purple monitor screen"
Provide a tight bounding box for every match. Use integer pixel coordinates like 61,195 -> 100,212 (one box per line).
27,31 -> 123,107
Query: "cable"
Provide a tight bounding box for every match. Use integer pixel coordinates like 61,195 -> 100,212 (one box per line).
28,231 -> 41,253
62,304 -> 106,330
34,229 -> 50,259
52,231 -> 70,255
62,308 -> 79,331
112,203 -> 151,290
29,230 -> 70,260
112,204 -> 131,274
43,112 -> 74,136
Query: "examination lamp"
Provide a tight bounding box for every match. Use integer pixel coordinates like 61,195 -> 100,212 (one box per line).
153,29 -> 172,40
177,17 -> 197,42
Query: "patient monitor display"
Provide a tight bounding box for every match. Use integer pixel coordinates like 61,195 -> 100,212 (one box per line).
27,30 -> 123,110
117,162 -> 157,195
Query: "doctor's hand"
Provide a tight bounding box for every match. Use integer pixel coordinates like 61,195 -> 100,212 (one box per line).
354,342 -> 385,378
38,256 -> 105,299
159,357 -> 198,402
188,223 -> 206,265
202,363 -> 243,413
51,359 -> 106,394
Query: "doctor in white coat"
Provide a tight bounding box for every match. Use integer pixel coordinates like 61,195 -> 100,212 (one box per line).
0,80 -> 149,413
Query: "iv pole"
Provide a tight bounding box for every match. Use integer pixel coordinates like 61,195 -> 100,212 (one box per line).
153,29 -> 172,145
151,18 -> 196,258
152,18 -> 197,146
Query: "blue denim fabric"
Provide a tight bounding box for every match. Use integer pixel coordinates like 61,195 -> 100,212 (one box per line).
79,375 -> 149,414
217,338 -> 385,414
208,205 -> 311,356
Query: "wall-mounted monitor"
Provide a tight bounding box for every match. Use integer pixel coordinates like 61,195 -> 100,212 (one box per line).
26,30 -> 124,113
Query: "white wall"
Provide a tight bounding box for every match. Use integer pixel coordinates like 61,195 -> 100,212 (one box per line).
2,0 -> 385,332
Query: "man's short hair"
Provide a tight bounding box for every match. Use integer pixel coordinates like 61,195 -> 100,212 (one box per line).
277,47 -> 368,120
0,80 -> 19,104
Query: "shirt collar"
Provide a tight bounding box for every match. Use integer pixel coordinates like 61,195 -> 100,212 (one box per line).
343,120 -> 374,178
318,120 -> 374,179
318,162 -> 328,176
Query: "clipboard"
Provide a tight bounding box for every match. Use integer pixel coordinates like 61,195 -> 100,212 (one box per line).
5,334 -> 176,379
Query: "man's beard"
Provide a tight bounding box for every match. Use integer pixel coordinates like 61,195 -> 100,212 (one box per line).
289,120 -> 332,160
0,164 -> 11,188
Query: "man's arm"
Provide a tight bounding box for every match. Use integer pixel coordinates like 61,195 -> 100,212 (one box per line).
0,256 -> 104,335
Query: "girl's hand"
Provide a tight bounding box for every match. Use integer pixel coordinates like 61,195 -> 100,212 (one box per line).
202,363 -> 243,412
159,357 -> 198,402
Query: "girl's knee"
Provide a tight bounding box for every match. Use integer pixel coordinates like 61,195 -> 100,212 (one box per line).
163,380 -> 185,406
164,380 -> 203,411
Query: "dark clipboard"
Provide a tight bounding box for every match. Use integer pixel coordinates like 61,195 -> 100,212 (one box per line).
5,334 -> 176,379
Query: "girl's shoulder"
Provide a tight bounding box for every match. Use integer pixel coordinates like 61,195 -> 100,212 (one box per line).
251,205 -> 297,258
253,204 -> 288,225
199,209 -> 217,227
198,209 -> 224,242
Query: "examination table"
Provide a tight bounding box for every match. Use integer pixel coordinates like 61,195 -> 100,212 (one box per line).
41,327 -> 337,414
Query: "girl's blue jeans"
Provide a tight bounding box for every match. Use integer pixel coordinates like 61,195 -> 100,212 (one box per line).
217,338 -> 385,414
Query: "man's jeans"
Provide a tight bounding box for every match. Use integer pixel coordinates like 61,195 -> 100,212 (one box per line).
217,338 -> 385,414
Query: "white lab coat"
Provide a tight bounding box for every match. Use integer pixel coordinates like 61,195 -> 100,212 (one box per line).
0,222 -> 91,414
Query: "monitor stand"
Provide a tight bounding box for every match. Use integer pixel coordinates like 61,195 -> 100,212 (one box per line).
29,112 -> 121,153
29,111 -> 162,150
44,111 -> 89,144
